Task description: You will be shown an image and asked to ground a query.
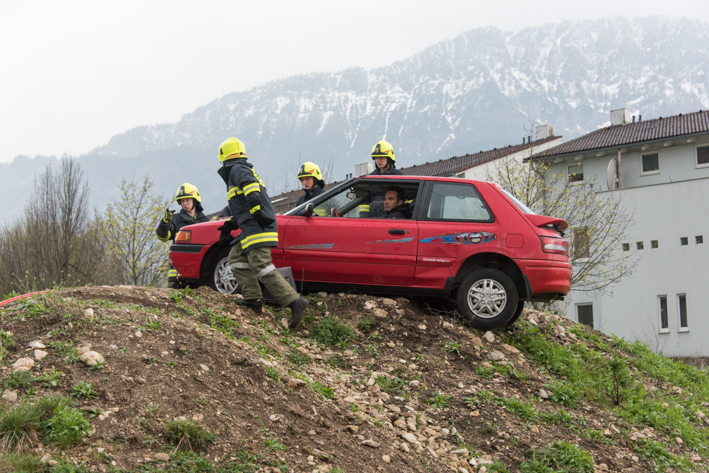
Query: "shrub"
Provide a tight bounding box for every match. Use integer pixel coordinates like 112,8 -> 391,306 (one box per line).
163,419 -> 216,452
42,406 -> 92,448
309,318 -> 356,348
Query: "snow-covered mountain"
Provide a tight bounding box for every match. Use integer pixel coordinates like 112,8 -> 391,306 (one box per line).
3,16 -> 708,220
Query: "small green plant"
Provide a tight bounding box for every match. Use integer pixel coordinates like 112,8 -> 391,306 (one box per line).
442,341 -> 462,356
287,350 -> 312,365
415,353 -> 427,361
142,317 -> 163,331
521,441 -> 594,473
310,382 -> 335,400
264,366 -> 280,383
146,357 -> 158,365
169,290 -> 184,304
325,353 -> 348,369
309,317 -> 356,348
475,365 -> 496,379
540,409 -> 577,426
42,406 -> 92,448
37,366 -> 64,389
263,437 -> 287,451
547,382 -> 582,408
87,360 -> 106,370
3,371 -> 33,390
196,397 -> 207,406
163,419 -> 216,452
0,452 -> 44,471
500,397 -> 539,422
145,403 -> 159,417
375,375 -> 406,395
0,404 -> 40,452
425,392 -> 453,408
0,330 -> 16,350
71,381 -> 97,399
358,317 -> 376,332
46,341 -> 79,363
481,421 -> 498,435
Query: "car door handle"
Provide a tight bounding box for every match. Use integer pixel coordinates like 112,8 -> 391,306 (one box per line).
388,229 -> 406,234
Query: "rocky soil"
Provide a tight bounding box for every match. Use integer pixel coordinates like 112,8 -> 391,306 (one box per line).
0,285 -> 707,472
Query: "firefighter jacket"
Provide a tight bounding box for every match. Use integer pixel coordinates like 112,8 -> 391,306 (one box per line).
359,165 -> 406,216
156,209 -> 209,243
384,203 -> 412,219
218,159 -> 279,253
295,186 -> 324,207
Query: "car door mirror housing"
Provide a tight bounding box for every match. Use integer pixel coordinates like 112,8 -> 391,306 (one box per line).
303,202 -> 315,217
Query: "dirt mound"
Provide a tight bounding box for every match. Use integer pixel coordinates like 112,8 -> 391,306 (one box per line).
0,286 -> 707,472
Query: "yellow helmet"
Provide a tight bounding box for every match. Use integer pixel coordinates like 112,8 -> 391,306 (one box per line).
297,162 -> 325,187
218,137 -> 247,162
371,140 -> 395,162
175,183 -> 202,203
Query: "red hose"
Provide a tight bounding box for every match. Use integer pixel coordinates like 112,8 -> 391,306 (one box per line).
0,290 -> 51,308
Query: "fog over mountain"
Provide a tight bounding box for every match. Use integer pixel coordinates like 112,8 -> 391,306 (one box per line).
2,16 -> 708,221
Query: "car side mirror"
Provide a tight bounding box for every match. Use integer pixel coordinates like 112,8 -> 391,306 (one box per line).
303,202 -> 314,217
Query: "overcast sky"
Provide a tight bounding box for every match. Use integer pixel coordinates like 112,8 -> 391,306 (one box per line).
1,1 -> 707,163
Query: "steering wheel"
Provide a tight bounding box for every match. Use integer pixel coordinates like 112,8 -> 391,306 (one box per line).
330,207 -> 339,217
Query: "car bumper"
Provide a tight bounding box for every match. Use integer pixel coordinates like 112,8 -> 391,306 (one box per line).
169,244 -> 207,280
515,259 -> 572,295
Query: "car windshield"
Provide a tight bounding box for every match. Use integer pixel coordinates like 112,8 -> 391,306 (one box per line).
497,187 -> 536,215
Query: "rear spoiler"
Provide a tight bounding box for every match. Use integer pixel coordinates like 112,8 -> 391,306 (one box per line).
526,214 -> 568,232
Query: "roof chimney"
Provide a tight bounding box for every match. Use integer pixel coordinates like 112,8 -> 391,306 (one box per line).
535,124 -> 555,140
611,108 -> 631,126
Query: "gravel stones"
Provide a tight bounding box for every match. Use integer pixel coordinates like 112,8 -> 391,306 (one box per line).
482,331 -> 496,343
487,351 -> 506,362
2,389 -> 17,403
27,340 -> 45,349
34,349 -> 48,360
11,357 -> 34,372
79,351 -> 105,366
154,453 -> 169,462
287,378 -> 307,389
361,439 -> 380,448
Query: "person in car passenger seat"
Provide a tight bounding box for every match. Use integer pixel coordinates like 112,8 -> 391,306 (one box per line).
383,186 -> 411,219
216,137 -> 309,329
156,183 -> 209,288
359,140 -> 405,217
295,162 -> 325,206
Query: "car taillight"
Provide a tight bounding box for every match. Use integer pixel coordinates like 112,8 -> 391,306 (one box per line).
175,230 -> 192,243
539,236 -> 569,255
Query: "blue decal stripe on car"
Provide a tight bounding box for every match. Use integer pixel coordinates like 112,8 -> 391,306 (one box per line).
420,232 -> 496,245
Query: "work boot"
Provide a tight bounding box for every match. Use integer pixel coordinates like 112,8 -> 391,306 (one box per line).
288,297 -> 309,329
235,298 -> 263,313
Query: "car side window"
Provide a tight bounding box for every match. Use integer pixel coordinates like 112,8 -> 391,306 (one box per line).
424,183 -> 492,222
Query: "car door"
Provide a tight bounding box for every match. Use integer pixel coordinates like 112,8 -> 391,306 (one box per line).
414,181 -> 501,289
281,181 -> 419,286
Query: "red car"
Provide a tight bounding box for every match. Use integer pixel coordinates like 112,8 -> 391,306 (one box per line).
169,175 -> 571,329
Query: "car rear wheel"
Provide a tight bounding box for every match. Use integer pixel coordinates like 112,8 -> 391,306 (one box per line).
207,247 -> 241,295
457,268 -> 518,329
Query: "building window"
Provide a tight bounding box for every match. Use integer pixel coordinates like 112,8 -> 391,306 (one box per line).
568,163 -> 583,183
680,237 -> 688,246
697,236 -> 704,245
572,228 -> 590,260
622,243 -> 630,251
636,241 -> 644,250
641,153 -> 660,174
677,294 -> 688,331
577,304 -> 593,328
658,296 -> 669,332
697,145 -> 709,168
651,240 -> 659,249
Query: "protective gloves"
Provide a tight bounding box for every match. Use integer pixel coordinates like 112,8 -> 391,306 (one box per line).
162,208 -> 175,223
217,219 -> 238,244
252,210 -> 275,229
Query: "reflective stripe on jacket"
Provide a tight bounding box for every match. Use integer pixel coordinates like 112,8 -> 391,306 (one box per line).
218,159 -> 279,252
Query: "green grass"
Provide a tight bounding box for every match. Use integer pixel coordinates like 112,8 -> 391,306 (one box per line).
310,382 -> 335,400
0,404 -> 40,452
0,452 -> 43,472
264,366 -> 280,383
521,441 -> 594,473
425,392 -> 453,408
375,375 -> 406,395
3,371 -> 33,390
163,419 -> 217,452
633,438 -> 693,473
286,350 -> 312,365
324,353 -> 347,369
309,317 -> 356,348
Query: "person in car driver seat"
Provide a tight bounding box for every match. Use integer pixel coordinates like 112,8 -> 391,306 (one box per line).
383,186 -> 411,219
156,183 -> 209,288
359,140 -> 405,217
216,137 -> 309,328
295,162 -> 325,206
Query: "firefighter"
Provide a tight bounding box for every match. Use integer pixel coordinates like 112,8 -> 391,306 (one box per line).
359,140 -> 405,217
156,183 -> 209,288
295,162 -> 325,206
216,137 -> 309,328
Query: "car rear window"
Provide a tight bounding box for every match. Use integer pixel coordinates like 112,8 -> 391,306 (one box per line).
423,182 -> 493,222
498,187 -> 536,215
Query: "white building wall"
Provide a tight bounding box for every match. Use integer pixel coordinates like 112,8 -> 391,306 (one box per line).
457,138 -> 562,181
548,138 -> 709,357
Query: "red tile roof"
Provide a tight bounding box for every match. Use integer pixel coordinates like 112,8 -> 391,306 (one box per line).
533,110 -> 709,159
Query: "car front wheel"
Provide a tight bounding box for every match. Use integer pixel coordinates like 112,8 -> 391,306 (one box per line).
207,248 -> 241,295
457,268 -> 518,329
